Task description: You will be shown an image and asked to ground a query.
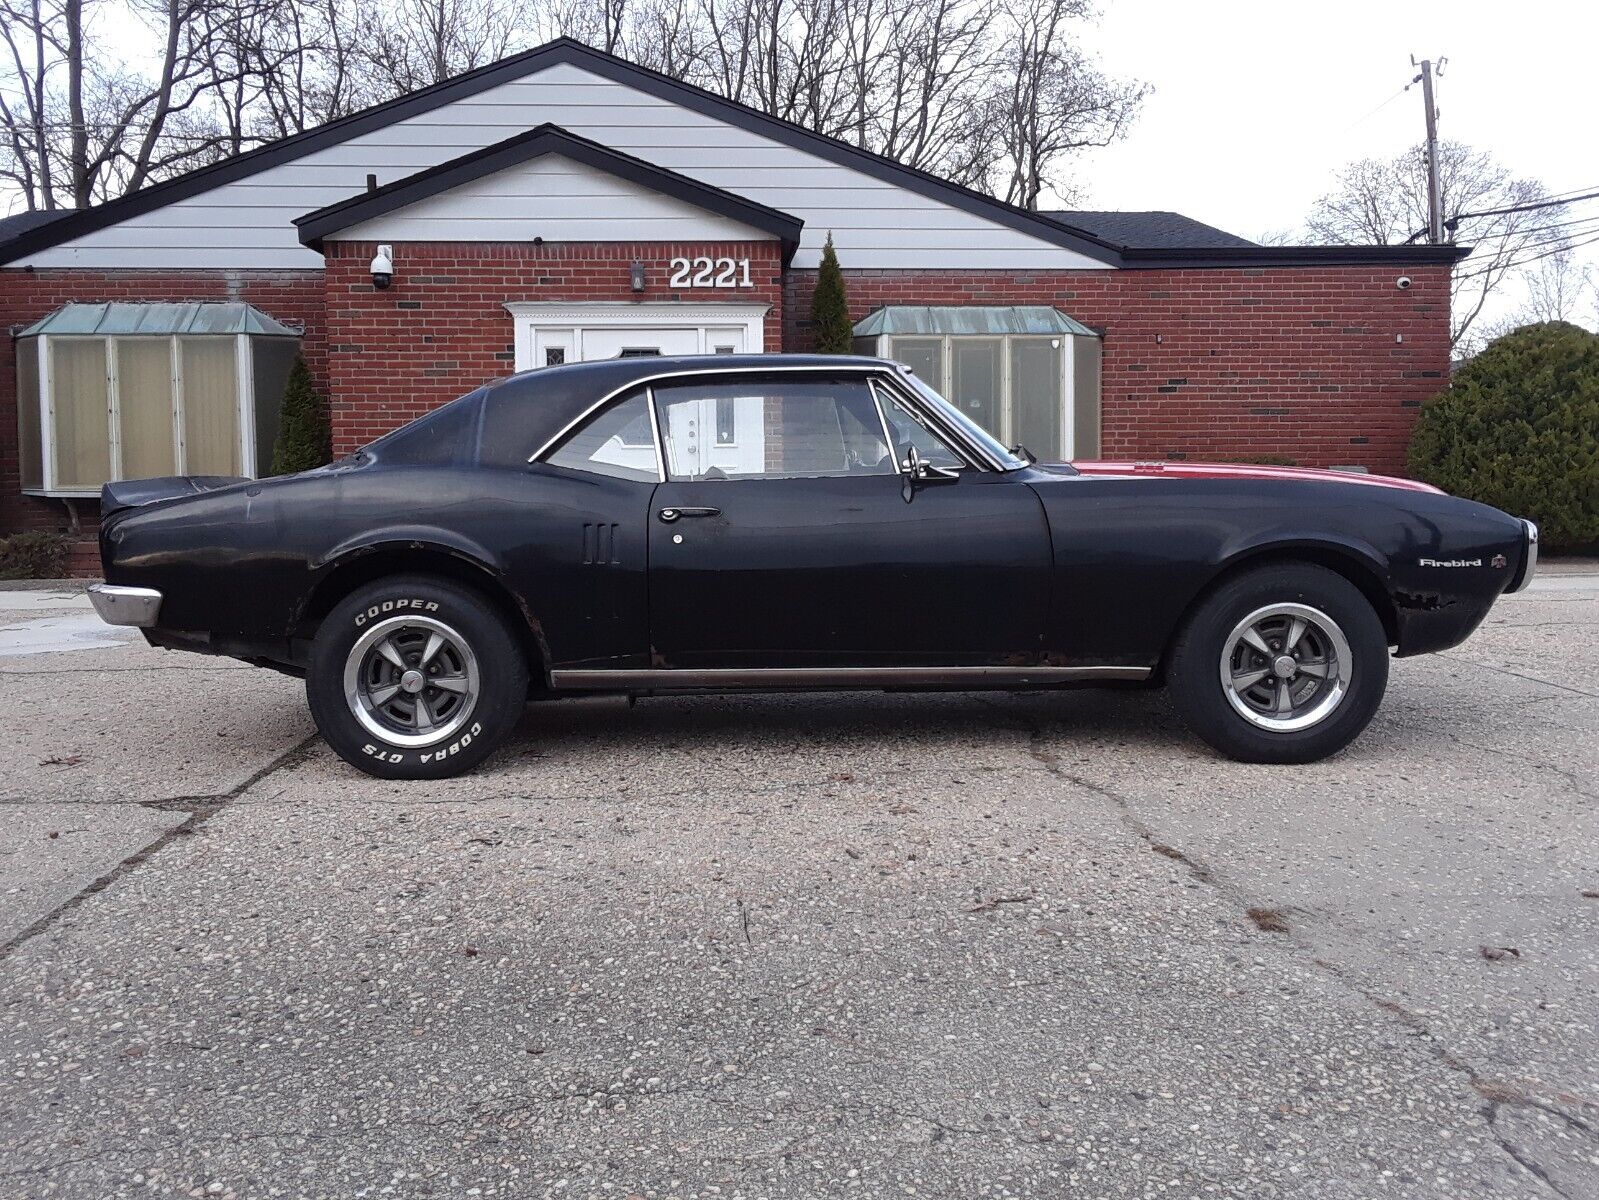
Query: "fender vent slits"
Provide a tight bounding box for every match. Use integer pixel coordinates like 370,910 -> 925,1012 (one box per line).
581,522 -> 620,566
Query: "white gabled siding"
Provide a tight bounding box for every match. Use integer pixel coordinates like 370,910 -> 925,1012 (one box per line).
337,155 -> 771,243
18,61 -> 1111,272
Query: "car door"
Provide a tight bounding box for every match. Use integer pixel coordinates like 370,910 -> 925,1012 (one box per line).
646,372 -> 1053,671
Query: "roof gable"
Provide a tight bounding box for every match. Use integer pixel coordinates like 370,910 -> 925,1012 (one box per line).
0,38 -> 1117,270
294,125 -> 803,260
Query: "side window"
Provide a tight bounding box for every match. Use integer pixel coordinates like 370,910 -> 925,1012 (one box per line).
544,390 -> 659,482
653,378 -> 893,481
876,386 -> 966,470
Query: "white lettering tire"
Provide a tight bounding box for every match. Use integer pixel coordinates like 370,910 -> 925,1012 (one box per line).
306,575 -> 529,779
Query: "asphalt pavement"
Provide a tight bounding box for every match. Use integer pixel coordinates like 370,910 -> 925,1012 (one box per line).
0,571 -> 1595,1199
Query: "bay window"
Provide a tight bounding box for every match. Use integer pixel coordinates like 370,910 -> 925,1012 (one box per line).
853,305 -> 1103,461
14,302 -> 301,496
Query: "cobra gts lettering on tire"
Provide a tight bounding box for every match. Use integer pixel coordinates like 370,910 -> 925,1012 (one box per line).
362,743 -> 406,763
419,722 -> 483,764
354,599 -> 441,627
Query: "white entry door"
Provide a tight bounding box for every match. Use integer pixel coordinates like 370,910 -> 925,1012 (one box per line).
508,303 -> 766,372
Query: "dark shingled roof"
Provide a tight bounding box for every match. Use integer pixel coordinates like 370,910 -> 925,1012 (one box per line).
0,208 -> 74,244
1044,210 -> 1258,251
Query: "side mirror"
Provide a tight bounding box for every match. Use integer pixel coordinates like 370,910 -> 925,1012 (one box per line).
899,444 -> 958,501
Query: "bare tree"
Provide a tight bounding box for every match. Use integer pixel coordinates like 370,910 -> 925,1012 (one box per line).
1308,141 -> 1568,348
1519,249 -> 1594,325
2,0 -> 1146,212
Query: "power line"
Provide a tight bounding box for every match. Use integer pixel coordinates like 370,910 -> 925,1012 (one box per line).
1452,188 -> 1599,222
1455,230 -> 1599,281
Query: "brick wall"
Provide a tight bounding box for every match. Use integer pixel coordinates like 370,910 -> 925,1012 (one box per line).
323,240 -> 786,455
784,264 -> 1453,476
0,268 -> 325,541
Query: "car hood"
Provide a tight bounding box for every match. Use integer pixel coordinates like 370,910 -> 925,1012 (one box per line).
1067,460 -> 1444,494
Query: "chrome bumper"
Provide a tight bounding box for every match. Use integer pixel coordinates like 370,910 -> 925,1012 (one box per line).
1506,520 -> 1540,593
87,583 -> 163,627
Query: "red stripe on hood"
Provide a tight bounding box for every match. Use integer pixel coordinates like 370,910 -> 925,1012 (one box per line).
1069,460 -> 1444,494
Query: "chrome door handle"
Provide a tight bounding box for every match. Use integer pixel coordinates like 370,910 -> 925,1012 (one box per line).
658,507 -> 720,522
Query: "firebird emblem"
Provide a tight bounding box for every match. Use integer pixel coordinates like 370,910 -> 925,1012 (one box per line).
1491,554 -> 1508,569
1419,557 -> 1484,568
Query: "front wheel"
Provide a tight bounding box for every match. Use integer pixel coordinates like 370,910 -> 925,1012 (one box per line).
306,575 -> 529,779
1167,563 -> 1389,764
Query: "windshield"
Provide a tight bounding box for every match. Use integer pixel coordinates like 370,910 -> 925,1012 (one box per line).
900,370 -> 1026,470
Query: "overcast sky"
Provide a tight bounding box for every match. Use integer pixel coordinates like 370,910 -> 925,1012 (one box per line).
1073,0 -> 1599,313
13,0 -> 1598,321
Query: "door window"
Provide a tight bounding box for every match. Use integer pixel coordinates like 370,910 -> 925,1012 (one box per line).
653,378 -> 892,481
545,390 -> 660,482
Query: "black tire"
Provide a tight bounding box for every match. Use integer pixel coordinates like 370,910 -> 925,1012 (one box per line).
1167,563 -> 1389,764
306,575 -> 529,779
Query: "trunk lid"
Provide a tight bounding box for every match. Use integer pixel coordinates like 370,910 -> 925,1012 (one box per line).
100,475 -> 250,519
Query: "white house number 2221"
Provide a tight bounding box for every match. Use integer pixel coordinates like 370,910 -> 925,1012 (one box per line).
669,257 -> 753,288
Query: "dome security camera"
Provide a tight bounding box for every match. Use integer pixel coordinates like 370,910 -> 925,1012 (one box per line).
370,244 -> 394,290
1396,275 -> 1412,290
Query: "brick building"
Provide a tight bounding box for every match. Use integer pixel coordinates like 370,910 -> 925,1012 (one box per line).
1,38 -> 1463,566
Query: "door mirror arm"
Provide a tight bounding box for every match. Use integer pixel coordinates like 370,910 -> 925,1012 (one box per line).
899,444 -> 959,502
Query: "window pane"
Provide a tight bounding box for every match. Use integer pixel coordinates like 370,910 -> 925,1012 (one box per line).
16,338 -> 42,489
951,339 -> 1003,441
117,339 -> 176,479
654,379 -> 891,481
50,339 -> 111,490
1072,334 -> 1103,459
877,388 -> 964,471
1009,338 -> 1063,462
889,338 -> 944,394
181,338 -> 239,475
546,390 -> 659,482
251,338 -> 301,473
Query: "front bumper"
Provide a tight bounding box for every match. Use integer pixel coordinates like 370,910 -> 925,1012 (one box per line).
1506,520 -> 1540,593
87,583 -> 163,627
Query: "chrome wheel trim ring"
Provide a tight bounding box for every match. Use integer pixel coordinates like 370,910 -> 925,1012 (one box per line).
342,615 -> 481,748
1218,602 -> 1352,733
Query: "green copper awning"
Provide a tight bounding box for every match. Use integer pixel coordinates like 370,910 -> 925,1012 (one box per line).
18,301 -> 301,338
853,305 -> 1098,338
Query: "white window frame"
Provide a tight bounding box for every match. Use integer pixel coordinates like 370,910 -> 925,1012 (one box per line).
503,302 -> 768,373
24,332 -> 261,497
872,333 -> 1079,460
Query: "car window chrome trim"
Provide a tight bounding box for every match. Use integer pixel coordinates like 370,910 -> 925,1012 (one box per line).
643,385 -> 667,483
529,363 -> 890,464
873,371 -> 1008,472
549,665 -> 1152,690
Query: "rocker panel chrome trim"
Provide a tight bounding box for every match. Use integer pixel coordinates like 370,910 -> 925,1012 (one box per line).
550,665 -> 1151,690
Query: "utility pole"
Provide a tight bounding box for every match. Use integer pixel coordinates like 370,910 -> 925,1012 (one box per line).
1411,56 -> 1446,243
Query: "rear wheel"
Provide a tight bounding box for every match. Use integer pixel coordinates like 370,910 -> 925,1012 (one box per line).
1168,563 -> 1388,763
306,575 -> 528,779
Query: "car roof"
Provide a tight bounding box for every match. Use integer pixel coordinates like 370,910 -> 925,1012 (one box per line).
381,353 -> 906,471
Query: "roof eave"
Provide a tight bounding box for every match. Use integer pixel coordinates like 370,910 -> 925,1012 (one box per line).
1116,243 -> 1473,269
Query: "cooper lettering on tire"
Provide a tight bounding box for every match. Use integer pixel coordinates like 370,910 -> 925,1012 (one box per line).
307,577 -> 528,779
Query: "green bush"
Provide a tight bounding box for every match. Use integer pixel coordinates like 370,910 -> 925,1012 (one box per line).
270,356 -> 332,475
1409,321 -> 1599,551
0,530 -> 73,580
811,233 -> 853,354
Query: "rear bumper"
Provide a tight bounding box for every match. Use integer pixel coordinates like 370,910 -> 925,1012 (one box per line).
87,583 -> 163,627
1505,520 -> 1540,593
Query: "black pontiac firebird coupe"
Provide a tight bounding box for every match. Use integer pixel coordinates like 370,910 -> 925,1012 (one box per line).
90,354 -> 1537,778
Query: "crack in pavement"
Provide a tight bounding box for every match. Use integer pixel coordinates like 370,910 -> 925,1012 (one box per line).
0,734 -> 320,963
1436,653 -> 1599,701
977,695 -> 1593,1200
